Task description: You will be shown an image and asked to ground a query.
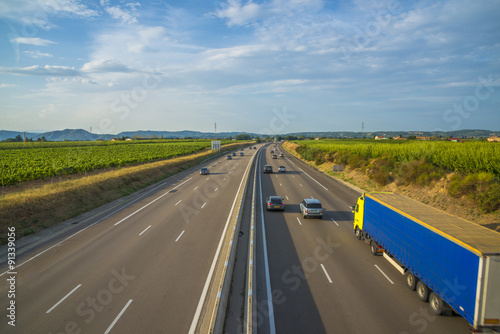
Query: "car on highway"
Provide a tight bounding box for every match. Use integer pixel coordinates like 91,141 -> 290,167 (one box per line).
266,196 -> 285,211
200,167 -> 209,175
272,154 -> 277,159
227,155 -> 232,160
270,150 -> 274,153
240,152 -> 244,156
280,153 -> 284,157
264,165 -> 273,173
253,146 -> 257,149
278,166 -> 286,173
232,152 -> 236,156
300,198 -> 324,219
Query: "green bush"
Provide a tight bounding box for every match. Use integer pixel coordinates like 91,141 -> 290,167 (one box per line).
448,172 -> 500,213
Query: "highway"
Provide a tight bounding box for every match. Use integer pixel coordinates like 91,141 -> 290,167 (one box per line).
0,147 -> 258,334
250,143 -> 471,334
0,142 -> 472,333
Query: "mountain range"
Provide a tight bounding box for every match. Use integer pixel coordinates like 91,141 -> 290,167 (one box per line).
0,128 -> 497,142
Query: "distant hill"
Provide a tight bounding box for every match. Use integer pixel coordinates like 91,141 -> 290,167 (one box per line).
0,129 -> 260,141
0,128 -> 497,142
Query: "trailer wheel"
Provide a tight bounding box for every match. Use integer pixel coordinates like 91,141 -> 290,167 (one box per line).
416,280 -> 430,302
370,240 -> 381,256
429,292 -> 445,315
354,227 -> 362,240
405,271 -> 417,291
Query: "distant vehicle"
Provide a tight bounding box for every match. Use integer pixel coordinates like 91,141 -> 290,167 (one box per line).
227,155 -> 232,160
270,150 -> 274,153
263,165 -> 273,173
200,167 -> 209,175
240,152 -> 244,156
266,196 -> 285,211
232,152 -> 236,156
254,146 -> 257,149
278,166 -> 286,173
280,153 -> 284,157
300,199 -> 323,219
241,148 -> 244,151
272,154 -> 277,159
352,192 -> 500,330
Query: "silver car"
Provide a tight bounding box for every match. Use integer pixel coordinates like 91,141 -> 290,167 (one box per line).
300,198 -> 324,219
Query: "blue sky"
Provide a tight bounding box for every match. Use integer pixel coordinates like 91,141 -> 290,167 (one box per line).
0,0 -> 499,135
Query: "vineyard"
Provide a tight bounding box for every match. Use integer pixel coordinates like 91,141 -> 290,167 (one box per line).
0,139 -> 230,185
292,139 -> 500,175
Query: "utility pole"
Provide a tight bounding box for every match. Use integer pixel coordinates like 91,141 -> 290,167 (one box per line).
214,122 -> 217,140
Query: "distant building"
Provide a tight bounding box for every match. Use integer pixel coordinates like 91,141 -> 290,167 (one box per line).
416,136 -> 430,140
448,138 -> 460,142
393,136 -> 407,140
375,136 -> 388,140
487,136 -> 500,142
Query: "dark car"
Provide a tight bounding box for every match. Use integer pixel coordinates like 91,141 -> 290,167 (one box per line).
232,152 -> 236,156
280,153 -> 284,157
270,150 -> 274,153
272,154 -> 277,159
264,165 -> 273,173
266,196 -> 285,211
227,155 -> 232,160
200,167 -> 209,175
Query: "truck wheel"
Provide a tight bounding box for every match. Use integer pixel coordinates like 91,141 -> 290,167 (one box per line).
405,271 -> 417,291
370,240 -> 381,256
416,280 -> 430,302
429,292 -> 445,315
355,227 -> 362,240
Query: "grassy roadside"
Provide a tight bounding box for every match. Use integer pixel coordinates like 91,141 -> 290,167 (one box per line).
0,142 -> 253,243
282,141 -> 500,232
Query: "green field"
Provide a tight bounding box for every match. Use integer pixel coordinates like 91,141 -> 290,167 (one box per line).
0,139 -> 233,185
293,139 -> 500,175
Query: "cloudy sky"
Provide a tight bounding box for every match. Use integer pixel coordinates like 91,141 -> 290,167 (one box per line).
0,0 -> 499,135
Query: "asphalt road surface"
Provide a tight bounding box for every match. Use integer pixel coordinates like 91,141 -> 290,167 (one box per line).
252,143 -> 470,334
0,143 -> 472,334
0,147 -> 258,334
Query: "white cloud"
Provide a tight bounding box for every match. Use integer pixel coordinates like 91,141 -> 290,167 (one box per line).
105,6 -> 138,24
0,65 -> 79,76
81,59 -> 133,73
214,0 -> 262,26
0,0 -> 98,22
23,50 -> 53,58
10,37 -> 57,46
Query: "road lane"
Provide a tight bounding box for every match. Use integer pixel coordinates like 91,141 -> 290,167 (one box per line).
0,146 -> 261,334
256,143 -> 470,334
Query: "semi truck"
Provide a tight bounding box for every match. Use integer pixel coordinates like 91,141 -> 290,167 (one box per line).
352,192 -> 500,332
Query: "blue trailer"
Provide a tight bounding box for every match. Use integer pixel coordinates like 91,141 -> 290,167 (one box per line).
352,192 -> 500,331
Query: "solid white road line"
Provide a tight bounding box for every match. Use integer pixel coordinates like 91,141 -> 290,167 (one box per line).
331,218 -> 339,226
320,264 -> 333,284
201,202 -> 207,209
175,230 -> 185,242
46,284 -> 82,314
194,186 -> 199,190
258,152 -> 277,334
175,200 -> 182,206
296,217 -> 302,225
298,168 -> 328,191
374,264 -> 395,284
0,176 -> 185,277
139,225 -> 152,236
188,149 -> 255,334
114,177 -> 193,226
104,299 -> 133,334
